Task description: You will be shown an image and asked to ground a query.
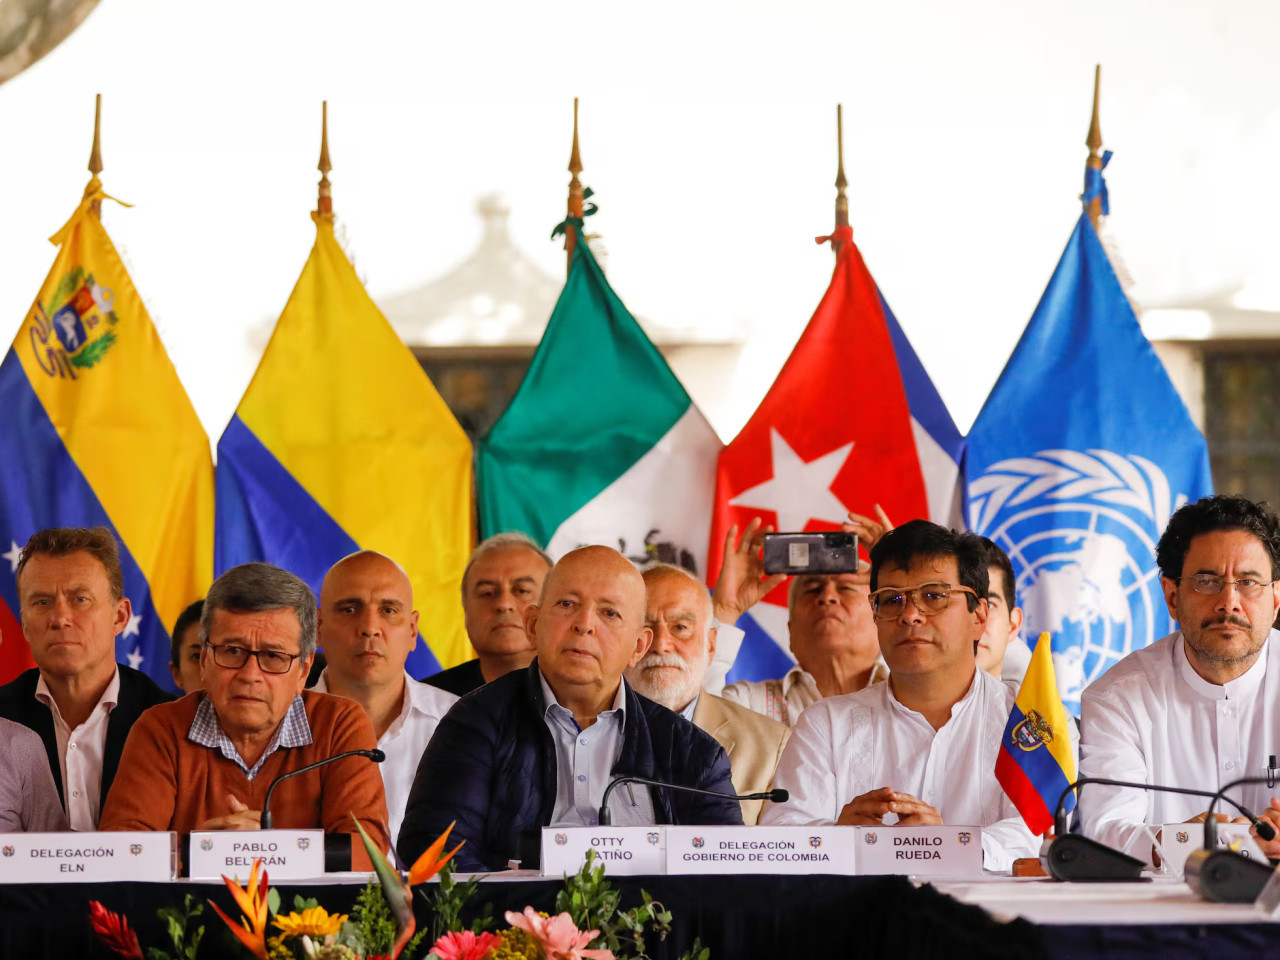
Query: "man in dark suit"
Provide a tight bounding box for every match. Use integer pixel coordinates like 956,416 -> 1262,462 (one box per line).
422,532 -> 550,696
0,527 -> 170,829
399,545 -> 741,871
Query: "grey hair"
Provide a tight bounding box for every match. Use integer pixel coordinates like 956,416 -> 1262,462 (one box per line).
200,562 -> 318,660
460,531 -> 552,599
640,562 -> 714,647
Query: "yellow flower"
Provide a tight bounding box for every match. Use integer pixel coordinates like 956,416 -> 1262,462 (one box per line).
272,906 -> 349,939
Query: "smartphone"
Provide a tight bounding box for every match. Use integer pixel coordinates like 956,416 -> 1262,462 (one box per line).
762,531 -> 860,575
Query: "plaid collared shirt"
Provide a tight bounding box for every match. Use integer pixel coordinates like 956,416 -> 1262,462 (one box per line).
188,693 -> 313,780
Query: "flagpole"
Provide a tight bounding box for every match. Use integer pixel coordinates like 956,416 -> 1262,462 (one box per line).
833,103 -> 849,255
565,97 -> 584,276
1084,65 -> 1103,230
317,100 -> 334,219
88,93 -> 103,216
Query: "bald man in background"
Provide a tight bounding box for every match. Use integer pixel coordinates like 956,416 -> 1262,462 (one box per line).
310,551 -> 457,842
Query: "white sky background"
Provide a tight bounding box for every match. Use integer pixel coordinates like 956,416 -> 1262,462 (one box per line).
1,0 -> 1278,446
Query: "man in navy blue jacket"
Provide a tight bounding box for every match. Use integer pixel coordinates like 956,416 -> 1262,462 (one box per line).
398,545 -> 742,871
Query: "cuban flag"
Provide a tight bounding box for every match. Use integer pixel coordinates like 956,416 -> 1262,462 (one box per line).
965,190 -> 1212,711
708,226 -> 963,682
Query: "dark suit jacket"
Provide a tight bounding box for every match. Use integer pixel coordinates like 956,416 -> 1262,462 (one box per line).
420,658 -> 486,697
0,665 -> 172,811
398,659 -> 742,872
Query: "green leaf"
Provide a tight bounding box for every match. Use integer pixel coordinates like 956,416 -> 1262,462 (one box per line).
46,266 -> 84,314
266,887 -> 281,917
68,329 -> 117,369
293,894 -> 320,912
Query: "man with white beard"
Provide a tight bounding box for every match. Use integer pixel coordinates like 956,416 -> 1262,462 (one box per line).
625,564 -> 789,824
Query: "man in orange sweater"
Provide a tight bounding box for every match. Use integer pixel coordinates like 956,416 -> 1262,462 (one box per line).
101,563 -> 389,862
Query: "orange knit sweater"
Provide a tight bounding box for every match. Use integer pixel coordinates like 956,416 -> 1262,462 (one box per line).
100,689 -> 389,866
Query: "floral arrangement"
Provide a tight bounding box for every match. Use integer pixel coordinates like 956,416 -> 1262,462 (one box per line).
88,825 -> 707,960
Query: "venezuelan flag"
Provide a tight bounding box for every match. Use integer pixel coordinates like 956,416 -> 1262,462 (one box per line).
995,632 -> 1076,835
0,176 -> 214,687
215,212 -> 472,677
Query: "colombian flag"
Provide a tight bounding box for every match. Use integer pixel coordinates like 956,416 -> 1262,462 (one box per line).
0,176 -> 214,688
215,212 -> 473,677
995,632 -> 1076,835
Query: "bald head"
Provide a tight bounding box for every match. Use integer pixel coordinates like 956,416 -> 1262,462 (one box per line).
319,550 -> 419,688
528,545 -> 652,707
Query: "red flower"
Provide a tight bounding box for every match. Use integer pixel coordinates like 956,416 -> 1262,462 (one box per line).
429,929 -> 502,960
88,900 -> 144,960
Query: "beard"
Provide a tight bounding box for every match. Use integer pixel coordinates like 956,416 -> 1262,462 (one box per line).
1181,611 -> 1268,667
630,652 -> 700,711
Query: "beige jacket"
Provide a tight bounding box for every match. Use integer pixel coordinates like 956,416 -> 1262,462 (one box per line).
691,692 -> 790,825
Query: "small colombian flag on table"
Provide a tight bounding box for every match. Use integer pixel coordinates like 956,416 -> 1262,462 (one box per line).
995,632 -> 1076,835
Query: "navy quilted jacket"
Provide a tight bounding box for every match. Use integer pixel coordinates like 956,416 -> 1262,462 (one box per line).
397,660 -> 742,871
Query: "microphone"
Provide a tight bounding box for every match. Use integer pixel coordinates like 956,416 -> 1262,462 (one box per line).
598,775 -> 787,826
1185,775 -> 1279,903
260,748 -> 385,830
1042,776 -> 1274,882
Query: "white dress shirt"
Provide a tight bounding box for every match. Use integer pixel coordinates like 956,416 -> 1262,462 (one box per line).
760,668 -> 1038,872
538,672 -> 655,827
312,669 -> 457,843
1079,630 -> 1279,867
34,667 -> 119,830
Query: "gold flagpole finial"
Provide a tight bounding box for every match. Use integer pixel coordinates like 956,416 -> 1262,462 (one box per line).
87,93 -> 104,216
565,97 -> 584,275
833,103 -> 849,249
1084,65 -> 1104,229
317,101 -> 333,219
88,93 -> 103,177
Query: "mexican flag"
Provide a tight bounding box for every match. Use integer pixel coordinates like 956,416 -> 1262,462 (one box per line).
477,227 -> 721,577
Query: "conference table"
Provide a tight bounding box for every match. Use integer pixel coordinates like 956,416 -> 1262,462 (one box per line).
4,870 -> 1280,959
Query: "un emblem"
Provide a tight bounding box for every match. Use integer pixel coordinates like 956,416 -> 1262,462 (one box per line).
969,449 -> 1188,708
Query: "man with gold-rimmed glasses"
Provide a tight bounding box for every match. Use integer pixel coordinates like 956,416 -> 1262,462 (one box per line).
100,563 -> 389,864
761,520 -> 1039,873
1081,495 -> 1280,868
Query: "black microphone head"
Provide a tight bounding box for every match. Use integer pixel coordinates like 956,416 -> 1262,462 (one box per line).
1255,819 -> 1276,842
367,749 -> 386,763
770,789 -> 789,803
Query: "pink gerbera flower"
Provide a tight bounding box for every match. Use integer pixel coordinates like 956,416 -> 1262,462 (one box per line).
504,907 -> 615,960
429,929 -> 502,960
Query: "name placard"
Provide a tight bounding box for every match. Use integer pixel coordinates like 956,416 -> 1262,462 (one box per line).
188,830 -> 324,881
665,825 -> 855,875
0,832 -> 176,883
1161,822 -> 1269,878
854,825 -> 983,876
540,827 -> 666,877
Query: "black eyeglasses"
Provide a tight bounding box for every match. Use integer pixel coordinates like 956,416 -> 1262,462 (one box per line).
205,643 -> 302,674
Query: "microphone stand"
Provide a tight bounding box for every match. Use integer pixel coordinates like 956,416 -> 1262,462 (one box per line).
598,775 -> 788,826
1041,776 -> 1273,882
1185,775 -> 1279,903
261,748 -> 385,829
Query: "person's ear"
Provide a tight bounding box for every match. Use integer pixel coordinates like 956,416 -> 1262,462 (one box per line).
628,626 -> 654,668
